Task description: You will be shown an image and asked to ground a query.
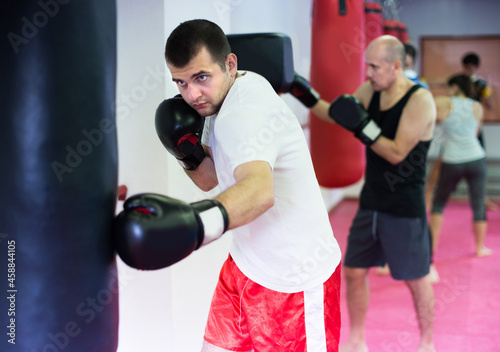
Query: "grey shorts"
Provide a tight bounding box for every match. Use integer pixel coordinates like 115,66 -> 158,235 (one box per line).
344,209 -> 431,280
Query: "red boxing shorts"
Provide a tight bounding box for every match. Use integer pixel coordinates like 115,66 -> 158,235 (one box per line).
204,255 -> 341,351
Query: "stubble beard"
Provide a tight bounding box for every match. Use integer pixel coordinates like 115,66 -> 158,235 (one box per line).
199,72 -> 233,117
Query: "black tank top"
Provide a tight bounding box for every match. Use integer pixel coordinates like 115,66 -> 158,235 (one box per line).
360,85 -> 431,218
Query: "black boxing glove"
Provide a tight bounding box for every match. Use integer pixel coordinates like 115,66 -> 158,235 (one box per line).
113,193 -> 229,270
473,78 -> 491,100
289,73 -> 320,108
328,95 -> 382,146
155,95 -> 206,170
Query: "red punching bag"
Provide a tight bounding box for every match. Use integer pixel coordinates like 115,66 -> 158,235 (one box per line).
362,2 -> 384,79
364,2 -> 384,46
398,21 -> 409,43
309,0 -> 366,188
383,19 -> 399,39
383,19 -> 408,43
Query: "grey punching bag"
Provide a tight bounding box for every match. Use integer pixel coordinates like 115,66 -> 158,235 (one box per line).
0,1 -> 119,351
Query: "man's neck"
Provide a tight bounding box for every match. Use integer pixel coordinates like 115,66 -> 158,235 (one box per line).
379,74 -> 414,109
386,73 -> 412,96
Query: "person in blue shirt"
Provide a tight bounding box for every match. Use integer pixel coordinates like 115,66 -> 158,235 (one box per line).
403,43 -> 429,89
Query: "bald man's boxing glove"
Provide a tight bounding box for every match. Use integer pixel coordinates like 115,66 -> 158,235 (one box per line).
328,95 -> 382,146
289,73 -> 320,108
113,193 -> 229,270
155,95 -> 206,170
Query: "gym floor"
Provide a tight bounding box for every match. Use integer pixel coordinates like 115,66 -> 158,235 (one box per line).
330,199 -> 500,352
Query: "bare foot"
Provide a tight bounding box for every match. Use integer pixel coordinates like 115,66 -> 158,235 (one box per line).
417,344 -> 436,352
427,264 -> 440,284
476,247 -> 493,257
340,342 -> 369,352
375,264 -> 390,276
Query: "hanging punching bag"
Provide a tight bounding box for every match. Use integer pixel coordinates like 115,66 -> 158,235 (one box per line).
398,21 -> 409,43
364,1 -> 384,46
383,19 -> 408,42
0,1 -> 119,351
362,2 -> 383,79
383,19 -> 400,39
310,0 -> 366,188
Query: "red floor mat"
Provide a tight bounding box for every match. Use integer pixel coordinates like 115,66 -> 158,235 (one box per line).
329,199 -> 500,352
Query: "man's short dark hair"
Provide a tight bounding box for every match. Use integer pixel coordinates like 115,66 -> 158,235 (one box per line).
165,19 -> 231,71
404,43 -> 417,60
462,52 -> 480,67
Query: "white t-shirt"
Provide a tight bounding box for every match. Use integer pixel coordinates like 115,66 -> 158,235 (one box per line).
442,97 -> 486,164
202,71 -> 341,293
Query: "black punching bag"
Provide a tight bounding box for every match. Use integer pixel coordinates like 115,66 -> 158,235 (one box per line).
0,1 -> 119,351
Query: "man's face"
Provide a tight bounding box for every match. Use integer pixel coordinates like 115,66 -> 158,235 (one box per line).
168,47 -> 235,117
365,45 -> 398,91
462,63 -> 477,77
405,53 -> 414,70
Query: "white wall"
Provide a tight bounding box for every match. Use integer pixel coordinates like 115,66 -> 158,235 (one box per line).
398,0 -> 500,43
115,1 -> 173,351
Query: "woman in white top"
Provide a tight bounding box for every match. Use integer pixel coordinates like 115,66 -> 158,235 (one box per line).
430,74 -> 490,265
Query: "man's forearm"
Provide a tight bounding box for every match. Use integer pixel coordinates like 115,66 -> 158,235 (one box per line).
310,99 -> 335,124
215,178 -> 273,230
369,136 -> 410,165
184,156 -> 219,192
214,161 -> 274,230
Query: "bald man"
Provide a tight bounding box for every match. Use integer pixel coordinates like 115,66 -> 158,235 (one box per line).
310,35 -> 437,352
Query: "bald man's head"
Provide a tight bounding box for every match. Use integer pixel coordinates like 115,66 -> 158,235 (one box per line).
367,35 -> 406,65
364,35 -> 406,91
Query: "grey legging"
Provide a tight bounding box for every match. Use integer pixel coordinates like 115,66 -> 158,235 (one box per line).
431,158 -> 487,221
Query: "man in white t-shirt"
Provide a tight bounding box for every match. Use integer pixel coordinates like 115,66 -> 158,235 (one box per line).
162,20 -> 341,352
